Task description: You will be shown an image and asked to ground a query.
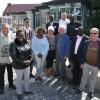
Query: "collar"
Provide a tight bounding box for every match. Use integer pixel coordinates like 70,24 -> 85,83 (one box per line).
0,32 -> 9,38
77,35 -> 83,38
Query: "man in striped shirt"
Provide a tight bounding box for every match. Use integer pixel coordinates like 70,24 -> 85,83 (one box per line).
23,17 -> 35,78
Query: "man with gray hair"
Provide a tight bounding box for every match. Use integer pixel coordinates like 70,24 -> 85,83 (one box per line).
55,25 -> 70,79
75,27 -> 100,98
59,12 -> 70,33
0,23 -> 15,94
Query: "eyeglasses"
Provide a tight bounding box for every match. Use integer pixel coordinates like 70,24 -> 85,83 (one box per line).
90,33 -> 98,35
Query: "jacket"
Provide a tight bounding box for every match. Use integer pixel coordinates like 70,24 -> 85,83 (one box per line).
81,39 -> 100,69
56,34 -> 70,59
0,33 -> 13,64
71,34 -> 89,63
9,39 -> 32,69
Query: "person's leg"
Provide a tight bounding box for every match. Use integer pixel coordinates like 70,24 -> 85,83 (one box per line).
14,69 -> 24,95
23,67 -> 30,92
61,58 -> 66,78
30,60 -> 35,78
55,53 -> 61,76
34,54 -> 42,78
46,51 -> 51,68
79,63 -> 90,91
0,64 -> 5,94
6,64 -> 15,88
46,50 -> 55,68
72,55 -> 80,84
89,66 -> 98,93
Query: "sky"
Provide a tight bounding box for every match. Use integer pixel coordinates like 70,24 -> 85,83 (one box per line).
0,0 -> 51,16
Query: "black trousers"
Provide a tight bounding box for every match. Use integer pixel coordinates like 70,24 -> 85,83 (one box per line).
72,54 -> 82,85
46,50 -> 56,69
0,64 -> 13,90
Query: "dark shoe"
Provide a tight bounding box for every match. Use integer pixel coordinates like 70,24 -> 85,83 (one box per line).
24,91 -> 33,95
9,84 -> 16,89
75,89 -> 82,94
30,74 -> 35,78
61,76 -> 66,80
73,84 -> 79,89
54,73 -> 60,77
88,92 -> 94,98
17,94 -> 23,100
0,89 -> 4,95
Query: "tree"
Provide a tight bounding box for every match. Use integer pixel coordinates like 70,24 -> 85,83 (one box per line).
81,0 -> 100,34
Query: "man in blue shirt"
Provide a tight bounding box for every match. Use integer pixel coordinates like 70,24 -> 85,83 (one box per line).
55,25 -> 70,79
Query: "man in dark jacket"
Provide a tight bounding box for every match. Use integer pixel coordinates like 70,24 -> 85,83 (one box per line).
67,15 -> 81,39
46,15 -> 59,36
75,27 -> 100,98
71,26 -> 89,87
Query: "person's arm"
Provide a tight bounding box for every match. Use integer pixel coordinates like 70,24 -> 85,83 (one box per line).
42,37 -> 49,55
65,36 -> 70,58
31,37 -> 39,55
80,41 -> 88,69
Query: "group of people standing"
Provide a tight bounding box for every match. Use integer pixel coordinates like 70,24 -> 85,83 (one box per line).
0,12 -> 100,100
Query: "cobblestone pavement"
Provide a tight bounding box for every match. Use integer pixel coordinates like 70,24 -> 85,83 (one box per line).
0,75 -> 100,100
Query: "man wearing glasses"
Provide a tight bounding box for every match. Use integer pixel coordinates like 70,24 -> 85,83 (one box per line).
75,28 -> 100,98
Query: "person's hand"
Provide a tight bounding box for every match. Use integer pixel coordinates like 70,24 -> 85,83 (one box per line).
80,64 -> 84,69
38,53 -> 42,58
23,60 -> 31,65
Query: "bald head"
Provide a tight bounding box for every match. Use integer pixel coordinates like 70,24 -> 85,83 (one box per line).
90,27 -> 99,41
2,23 -> 9,36
90,28 -> 99,34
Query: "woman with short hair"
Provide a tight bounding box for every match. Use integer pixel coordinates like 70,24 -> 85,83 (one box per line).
32,27 -> 49,81
45,26 -> 56,77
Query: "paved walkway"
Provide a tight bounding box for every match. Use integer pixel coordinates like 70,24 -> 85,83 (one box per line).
0,76 -> 100,100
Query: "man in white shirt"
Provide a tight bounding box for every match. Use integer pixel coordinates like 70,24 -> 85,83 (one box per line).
59,12 -> 70,33
0,23 -> 15,94
23,17 -> 35,78
71,26 -> 88,88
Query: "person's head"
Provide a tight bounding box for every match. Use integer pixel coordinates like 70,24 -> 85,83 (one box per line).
49,15 -> 54,22
77,26 -> 84,36
61,12 -> 67,20
48,26 -> 55,35
16,30 -> 25,42
58,25 -> 66,35
90,28 -> 99,41
36,27 -> 46,37
2,23 -> 9,36
69,15 -> 75,22
23,17 -> 30,29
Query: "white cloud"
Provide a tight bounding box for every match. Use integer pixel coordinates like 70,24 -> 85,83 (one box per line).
0,0 -> 51,16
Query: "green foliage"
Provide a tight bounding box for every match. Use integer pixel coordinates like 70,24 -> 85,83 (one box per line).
84,0 -> 100,34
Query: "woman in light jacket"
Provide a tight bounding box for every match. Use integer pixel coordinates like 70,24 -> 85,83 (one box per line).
32,27 -> 49,81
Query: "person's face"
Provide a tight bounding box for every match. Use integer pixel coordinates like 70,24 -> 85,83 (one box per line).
90,31 -> 99,41
78,29 -> 84,36
58,27 -> 65,35
2,25 -> 9,36
61,14 -> 66,20
16,32 -> 25,42
48,30 -> 54,35
49,16 -> 54,22
70,16 -> 75,22
37,30 -> 44,37
24,21 -> 30,28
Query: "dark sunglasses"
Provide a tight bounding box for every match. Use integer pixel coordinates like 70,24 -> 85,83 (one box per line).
90,33 -> 98,35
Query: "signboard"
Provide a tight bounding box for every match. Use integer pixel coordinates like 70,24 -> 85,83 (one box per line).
2,16 -> 12,30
